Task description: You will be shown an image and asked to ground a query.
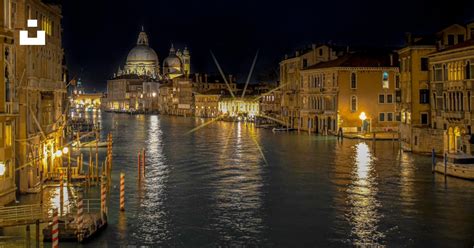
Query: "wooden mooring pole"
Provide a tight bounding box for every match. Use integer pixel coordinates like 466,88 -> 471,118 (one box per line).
120,172 -> 125,211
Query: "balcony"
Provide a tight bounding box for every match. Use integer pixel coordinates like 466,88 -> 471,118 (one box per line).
3,102 -> 19,115
442,111 -> 464,120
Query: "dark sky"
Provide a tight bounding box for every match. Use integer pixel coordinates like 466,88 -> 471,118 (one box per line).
61,0 -> 474,91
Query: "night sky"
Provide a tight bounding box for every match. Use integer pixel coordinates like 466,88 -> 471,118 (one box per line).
60,0 -> 474,91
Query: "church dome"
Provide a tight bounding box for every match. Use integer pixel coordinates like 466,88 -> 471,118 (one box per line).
126,45 -> 159,63
163,54 -> 182,68
123,28 -> 160,77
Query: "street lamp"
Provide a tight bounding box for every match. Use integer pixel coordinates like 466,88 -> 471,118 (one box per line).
62,147 -> 69,154
152,92 -> 156,97
55,150 -> 63,157
359,112 -> 367,133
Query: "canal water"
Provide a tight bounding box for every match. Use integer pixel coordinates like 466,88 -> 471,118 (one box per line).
4,113 -> 474,247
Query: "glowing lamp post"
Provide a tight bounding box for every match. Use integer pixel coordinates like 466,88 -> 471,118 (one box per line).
359,112 -> 367,133
62,147 -> 69,154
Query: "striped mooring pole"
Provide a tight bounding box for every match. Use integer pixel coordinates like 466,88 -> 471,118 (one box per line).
120,172 -> 125,211
59,172 -> 64,216
76,190 -> 84,239
101,176 -> 107,222
52,208 -> 59,248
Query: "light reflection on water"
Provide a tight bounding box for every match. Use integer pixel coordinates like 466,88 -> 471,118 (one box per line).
4,113 -> 474,247
347,142 -> 384,246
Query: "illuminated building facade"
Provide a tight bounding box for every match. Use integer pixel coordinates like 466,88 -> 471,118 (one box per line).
194,90 -> 222,118
399,23 -> 474,154
0,0 -> 18,205
279,44 -> 344,129
300,51 -> 399,133
107,29 -> 191,113
429,27 -> 474,154
14,0 -> 67,194
219,96 -> 260,118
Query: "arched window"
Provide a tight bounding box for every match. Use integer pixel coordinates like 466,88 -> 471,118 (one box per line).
350,72 -> 357,89
382,72 -> 389,89
350,96 -> 357,112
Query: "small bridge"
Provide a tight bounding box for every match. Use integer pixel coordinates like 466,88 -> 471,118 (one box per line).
0,204 -> 48,228
0,199 -> 101,228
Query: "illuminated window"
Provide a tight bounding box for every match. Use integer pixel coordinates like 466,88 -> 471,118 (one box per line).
5,123 -> 12,147
350,72 -> 357,89
350,95 -> 357,112
382,72 -> 389,89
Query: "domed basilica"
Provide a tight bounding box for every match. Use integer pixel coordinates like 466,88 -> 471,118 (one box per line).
115,27 -> 190,80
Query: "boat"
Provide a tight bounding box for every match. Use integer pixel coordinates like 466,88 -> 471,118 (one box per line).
73,140 -> 109,148
435,153 -> 474,180
272,127 -> 295,132
43,213 -> 107,243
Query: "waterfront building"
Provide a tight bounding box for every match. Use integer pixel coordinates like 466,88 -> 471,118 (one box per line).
72,92 -> 102,112
106,29 -> 190,113
428,33 -> 474,154
218,96 -> 260,119
194,90 -> 223,118
279,44 -> 344,128
105,75 -> 148,111
399,23 -> 474,154
300,51 -> 399,133
13,0 -> 67,194
170,77 -> 194,116
157,81 -> 173,114
0,0 -> 18,205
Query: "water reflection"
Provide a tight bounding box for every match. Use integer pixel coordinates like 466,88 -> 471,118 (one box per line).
212,122 -> 265,245
347,142 -> 384,245
132,115 -> 170,244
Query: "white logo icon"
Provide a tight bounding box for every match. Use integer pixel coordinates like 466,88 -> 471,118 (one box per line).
19,19 -> 46,46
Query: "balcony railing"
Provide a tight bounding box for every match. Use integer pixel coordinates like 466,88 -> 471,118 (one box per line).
442,111 -> 464,119
4,102 -> 18,114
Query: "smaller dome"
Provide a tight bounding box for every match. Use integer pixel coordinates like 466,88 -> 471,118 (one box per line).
163,55 -> 182,68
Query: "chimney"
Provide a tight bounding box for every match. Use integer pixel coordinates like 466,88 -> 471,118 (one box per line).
346,46 -> 349,53
295,51 -> 300,57
285,54 -> 288,59
229,74 -> 233,84
389,54 -> 394,66
195,73 -> 199,83
204,74 -> 208,83
405,32 -> 412,45
312,43 -> 316,50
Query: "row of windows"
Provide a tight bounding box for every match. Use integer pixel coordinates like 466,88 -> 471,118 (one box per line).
432,61 -> 474,81
378,94 -> 394,104
379,112 -> 397,122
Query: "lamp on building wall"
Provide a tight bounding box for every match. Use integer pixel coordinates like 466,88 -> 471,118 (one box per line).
152,92 -> 156,97
55,150 -> 63,157
0,162 -> 5,176
62,147 -> 69,154
359,112 -> 367,132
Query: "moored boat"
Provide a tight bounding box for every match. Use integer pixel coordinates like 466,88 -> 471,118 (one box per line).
435,154 -> 474,180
